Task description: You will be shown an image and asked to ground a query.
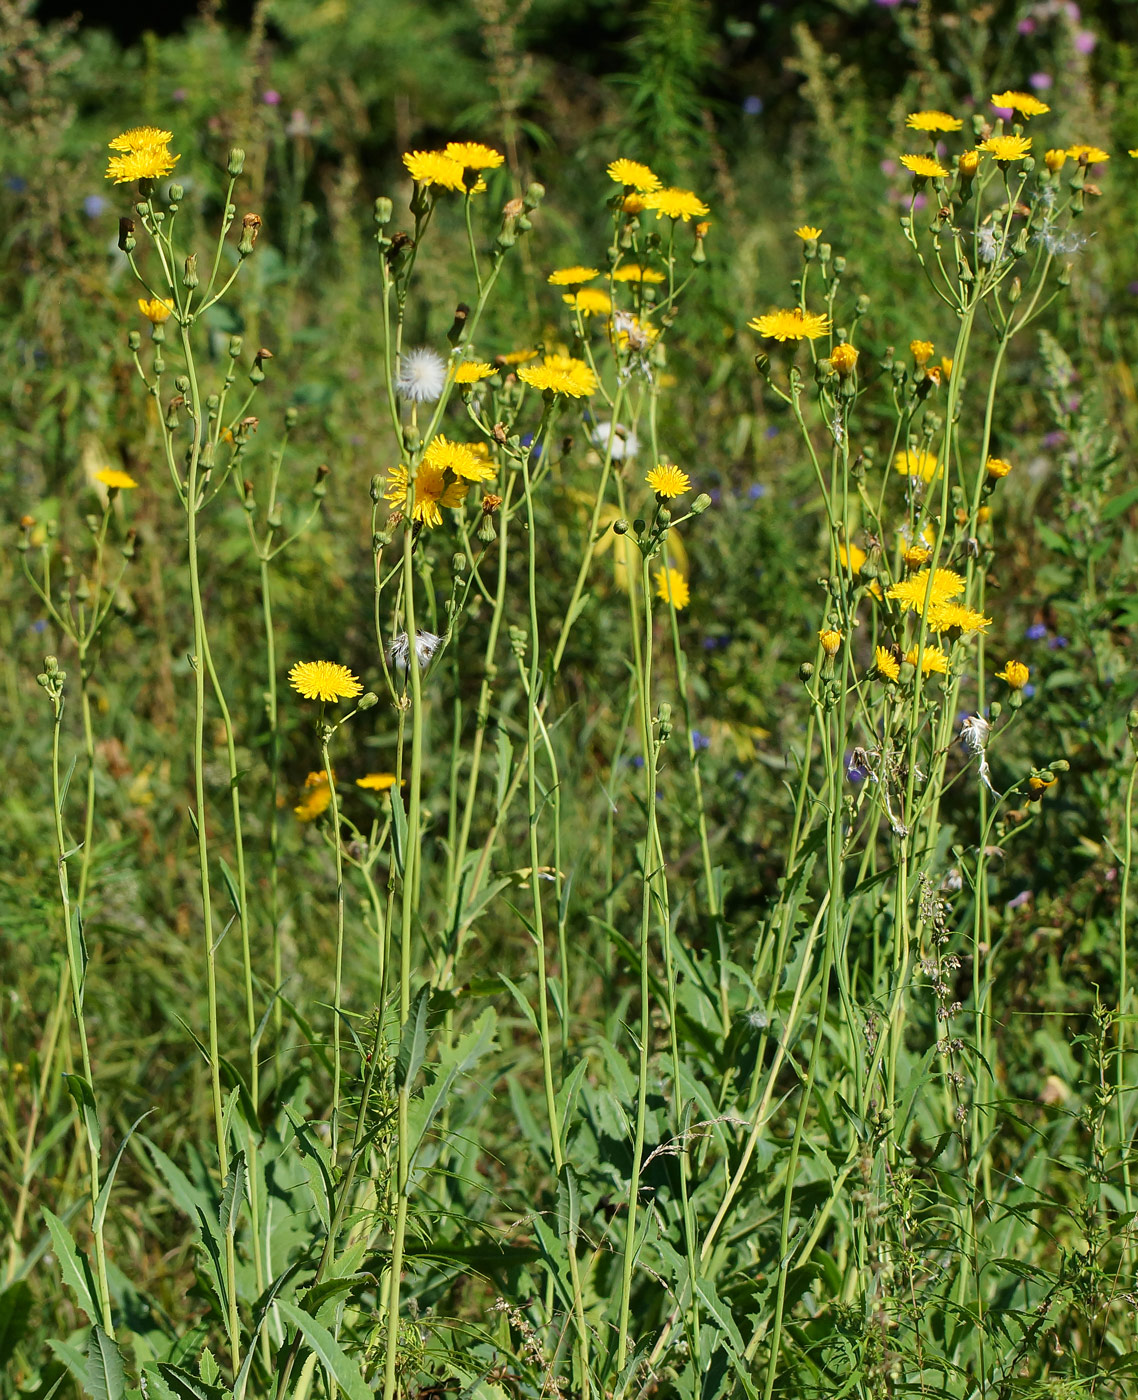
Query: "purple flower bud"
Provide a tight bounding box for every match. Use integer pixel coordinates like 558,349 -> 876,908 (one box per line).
262,89 -> 282,106
1074,29 -> 1096,54
1029,72 -> 1052,90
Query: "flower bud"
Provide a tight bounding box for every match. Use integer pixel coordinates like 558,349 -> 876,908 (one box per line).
228,147 -> 246,176
238,213 -> 262,256
358,691 -> 379,711
118,217 -> 136,253
690,493 -> 711,515
182,254 -> 199,289
127,330 -> 141,352
798,662 -> 814,683
374,196 -> 393,225
613,519 -> 629,535
523,182 -> 545,210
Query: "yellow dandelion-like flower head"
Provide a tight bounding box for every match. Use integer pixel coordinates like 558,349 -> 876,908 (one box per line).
453,361 -> 496,385
887,567 -> 965,612
900,153 -> 949,179
644,187 -> 710,221
611,263 -> 666,283
926,602 -> 992,634
748,308 -> 832,342
986,455 -> 1013,478
289,660 -> 363,703
875,646 -> 900,682
606,158 -> 661,192
991,90 -> 1050,117
958,149 -> 980,176
830,343 -> 859,377
818,628 -> 842,657
517,355 -> 598,398
621,192 -> 648,214
547,265 -> 600,285
910,339 -> 934,366
646,464 -> 690,499
444,141 -> 504,171
137,297 -> 174,324
795,224 -> 822,240
892,447 -> 940,483
996,659 -> 1030,689
498,348 -> 539,366
384,462 -> 469,528
95,468 -> 138,490
294,770 -> 333,822
356,772 -> 398,791
903,544 -> 933,569
563,287 -> 613,317
106,144 -> 180,184
839,542 -> 867,573
979,134 -> 1032,162
1043,148 -> 1067,173
109,126 -> 174,152
906,110 -> 963,133
655,566 -> 690,610
423,435 -> 496,483
1028,772 -> 1056,799
402,150 -> 473,192
1067,143 -> 1109,165
904,644 -> 949,675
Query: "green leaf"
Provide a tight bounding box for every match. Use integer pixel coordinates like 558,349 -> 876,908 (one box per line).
63,1072 -> 100,1157
390,784 -> 408,879
94,1111 -> 153,1235
277,1299 -> 372,1400
394,984 -> 430,1090
155,1362 -> 229,1400
42,1208 -> 98,1323
0,1280 -> 32,1368
86,1326 -> 126,1400
219,1151 -> 247,1237
556,1163 -> 580,1255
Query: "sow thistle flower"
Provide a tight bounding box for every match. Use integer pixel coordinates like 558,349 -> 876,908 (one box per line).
990,90 -> 1050,118
749,308 -> 831,342
109,125 -> 173,152
996,659 -> 1030,689
444,141 -> 504,171
384,462 -> 469,528
980,134 -> 1033,163
818,628 -> 843,657
402,150 -> 484,193
423,435 -> 496,482
900,153 -> 949,180
926,602 -> 992,634
830,342 -> 858,376
95,468 -> 138,490
655,566 -> 690,610
453,361 -> 496,385
646,464 -> 690,498
644,187 -> 709,221
892,447 -> 940,483
875,646 -> 901,682
547,266 -> 600,285
1067,143 -> 1109,164
986,455 -> 1013,478
1045,148 -> 1068,172
289,660 -> 363,703
795,224 -> 822,240
138,297 -> 174,323
106,137 -> 180,184
607,158 -> 661,192
887,567 -> 965,612
612,263 -> 665,284
904,643 -> 949,675
356,772 -> 397,791
907,110 -> 963,132
294,770 -> 333,822
563,287 -> 613,316
518,354 -> 598,398
958,149 -> 981,177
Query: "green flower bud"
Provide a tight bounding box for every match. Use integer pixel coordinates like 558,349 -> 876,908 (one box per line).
228,147 -> 246,176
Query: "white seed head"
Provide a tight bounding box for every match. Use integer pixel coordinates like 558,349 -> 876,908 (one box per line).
396,347 -> 447,403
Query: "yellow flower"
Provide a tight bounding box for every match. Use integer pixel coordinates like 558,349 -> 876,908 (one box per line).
749,308 -> 832,342
904,644 -> 949,675
1044,148 -> 1068,173
384,462 -> 469,527
958,149 -> 980,176
903,544 -> 932,569
839,542 -> 866,573
818,628 -> 842,657
980,134 -> 1032,162
606,158 -> 661,192
795,224 -> 822,240
106,144 -> 180,184
986,455 -> 1013,478
996,659 -> 1030,689
1027,773 -> 1056,799
892,448 -> 940,483
562,288 -> 613,317
402,150 -> 470,192
453,361 -> 496,385
294,770 -> 333,822
95,468 -> 138,490
646,464 -> 690,498
1067,143 -> 1109,164
830,343 -> 858,376
644,187 -> 710,221
875,646 -> 900,681
109,126 -> 174,152
655,566 -> 690,610
423,435 -> 495,482
887,567 -> 965,612
991,90 -> 1050,117
137,297 -> 174,323
498,348 -> 539,366
518,354 -> 598,398
940,356 -> 954,377
547,265 -> 600,285
907,110 -> 963,133
910,339 -> 934,367
444,141 -> 504,170
926,602 -> 992,634
288,660 -> 363,703
611,263 -> 665,283
900,153 -> 949,179
356,772 -> 398,791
